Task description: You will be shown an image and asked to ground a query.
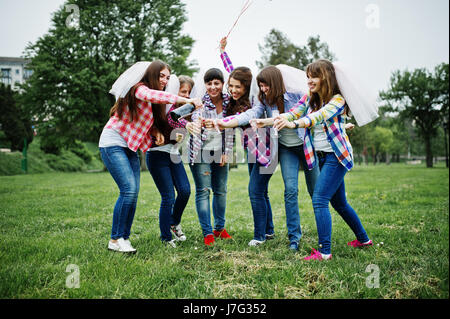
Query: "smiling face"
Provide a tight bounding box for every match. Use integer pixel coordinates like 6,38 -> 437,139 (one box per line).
307,74 -> 322,94
259,81 -> 270,95
178,83 -> 192,98
228,77 -> 246,101
205,79 -> 223,99
158,68 -> 171,91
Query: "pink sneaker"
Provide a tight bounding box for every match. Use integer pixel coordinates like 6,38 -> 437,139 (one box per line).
304,248 -> 332,261
347,239 -> 373,248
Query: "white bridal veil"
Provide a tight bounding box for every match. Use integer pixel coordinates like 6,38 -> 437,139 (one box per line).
275,62 -> 379,126
109,61 -> 151,100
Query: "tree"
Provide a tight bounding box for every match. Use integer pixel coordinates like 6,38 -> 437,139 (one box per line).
368,126 -> 394,164
21,0 -> 197,154
379,63 -> 449,168
256,29 -> 336,69
0,84 -> 34,152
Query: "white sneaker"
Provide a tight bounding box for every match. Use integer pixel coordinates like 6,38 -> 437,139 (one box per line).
171,224 -> 186,241
108,238 -> 136,253
248,239 -> 265,247
123,239 -> 137,252
108,240 -> 120,251
164,239 -> 177,248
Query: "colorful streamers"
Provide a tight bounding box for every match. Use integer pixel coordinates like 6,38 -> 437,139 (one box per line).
225,0 -> 253,39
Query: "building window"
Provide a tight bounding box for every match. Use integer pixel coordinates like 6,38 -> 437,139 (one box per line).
16,69 -> 20,75
23,69 -> 33,80
1,69 -> 11,85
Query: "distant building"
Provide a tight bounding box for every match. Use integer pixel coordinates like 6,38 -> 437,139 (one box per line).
0,57 -> 33,91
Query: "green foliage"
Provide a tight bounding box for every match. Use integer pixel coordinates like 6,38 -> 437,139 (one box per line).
380,63 -> 449,167
256,29 -> 335,69
0,138 -> 104,175
0,130 -> 9,148
0,83 -> 34,151
69,140 -> 92,164
21,0 -> 197,153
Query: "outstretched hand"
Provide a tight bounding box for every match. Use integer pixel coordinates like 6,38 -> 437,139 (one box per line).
190,98 -> 203,110
273,116 -> 295,130
345,123 -> 355,131
186,121 -> 201,135
220,37 -> 227,52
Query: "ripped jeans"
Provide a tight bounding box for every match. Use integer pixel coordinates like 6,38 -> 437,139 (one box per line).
189,160 -> 229,237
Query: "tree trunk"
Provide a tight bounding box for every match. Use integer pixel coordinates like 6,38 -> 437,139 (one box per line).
139,150 -> 147,171
363,146 -> 368,165
444,122 -> 449,168
424,135 -> 433,168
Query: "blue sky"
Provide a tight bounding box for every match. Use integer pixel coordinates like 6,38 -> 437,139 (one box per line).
1,0 -> 448,94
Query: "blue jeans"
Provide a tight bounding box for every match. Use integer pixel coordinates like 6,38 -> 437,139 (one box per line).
146,151 -> 191,242
248,161 -> 274,241
279,144 -> 320,243
189,160 -> 229,237
100,146 -> 140,240
313,153 -> 370,254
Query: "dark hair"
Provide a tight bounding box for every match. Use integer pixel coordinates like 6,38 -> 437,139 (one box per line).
227,66 -> 252,116
204,68 -> 224,84
306,59 -> 347,114
110,60 -> 170,122
256,66 -> 286,112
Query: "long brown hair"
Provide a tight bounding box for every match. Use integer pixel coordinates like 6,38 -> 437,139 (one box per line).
109,60 -> 173,141
256,66 -> 286,112
227,66 -> 252,116
110,60 -> 170,121
306,59 -> 347,114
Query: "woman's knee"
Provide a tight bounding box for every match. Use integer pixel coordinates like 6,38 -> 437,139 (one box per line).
312,193 -> 330,210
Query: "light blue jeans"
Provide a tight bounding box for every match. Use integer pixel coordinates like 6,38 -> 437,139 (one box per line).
278,144 -> 320,244
189,159 -> 229,237
100,146 -> 140,240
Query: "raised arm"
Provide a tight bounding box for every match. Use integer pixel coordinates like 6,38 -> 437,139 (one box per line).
220,37 -> 234,73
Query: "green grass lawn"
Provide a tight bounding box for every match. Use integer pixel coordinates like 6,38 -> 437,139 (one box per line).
0,163 -> 448,299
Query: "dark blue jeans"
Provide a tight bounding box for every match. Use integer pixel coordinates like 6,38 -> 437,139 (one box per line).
313,153 -> 370,254
100,146 -> 140,240
248,161 -> 274,241
279,144 -> 320,243
189,161 -> 229,237
146,151 -> 191,242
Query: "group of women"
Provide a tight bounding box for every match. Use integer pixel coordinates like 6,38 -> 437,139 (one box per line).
98,37 -> 375,261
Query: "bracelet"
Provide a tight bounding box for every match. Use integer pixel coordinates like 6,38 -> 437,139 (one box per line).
294,121 -> 299,129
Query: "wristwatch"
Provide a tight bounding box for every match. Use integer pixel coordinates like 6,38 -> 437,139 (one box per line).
294,121 -> 299,129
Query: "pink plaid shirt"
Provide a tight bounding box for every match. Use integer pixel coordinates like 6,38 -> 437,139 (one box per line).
105,83 -> 178,152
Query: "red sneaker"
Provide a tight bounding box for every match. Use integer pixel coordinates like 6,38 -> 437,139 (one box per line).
204,234 -> 215,246
347,239 -> 373,248
213,229 -> 232,239
304,248 -> 332,261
